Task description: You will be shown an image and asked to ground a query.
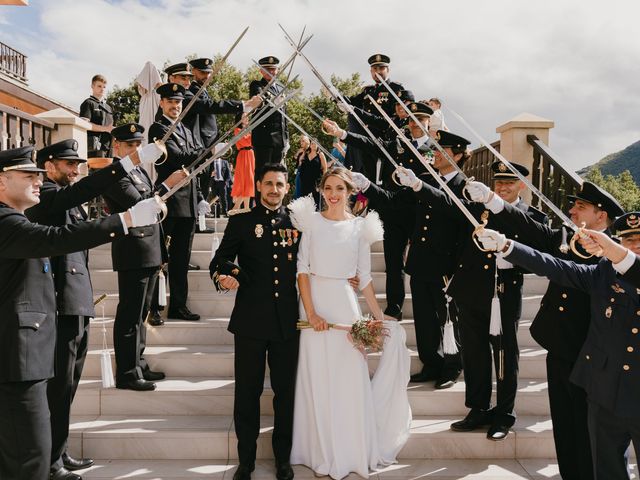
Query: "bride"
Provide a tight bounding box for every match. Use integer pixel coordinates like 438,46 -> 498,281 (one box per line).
289,167 -> 411,479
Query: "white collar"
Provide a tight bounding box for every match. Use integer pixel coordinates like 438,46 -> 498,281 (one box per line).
441,171 -> 457,183
413,134 -> 429,147
509,197 -> 522,206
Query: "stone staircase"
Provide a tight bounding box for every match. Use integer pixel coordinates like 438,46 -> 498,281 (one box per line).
71,218 -> 634,479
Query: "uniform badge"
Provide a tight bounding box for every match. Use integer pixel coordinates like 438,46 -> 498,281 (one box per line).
286,229 -> 293,246
255,224 -> 264,238
627,214 -> 640,229
605,306 -> 612,318
435,131 -> 441,141
43,261 -> 49,273
411,103 -> 418,112
279,229 -> 287,247
498,163 -> 508,172
172,84 -> 178,92
292,229 -> 299,244
72,140 -> 78,151
205,59 -> 211,65
375,54 -> 381,62
611,284 -> 626,294
130,124 -> 137,133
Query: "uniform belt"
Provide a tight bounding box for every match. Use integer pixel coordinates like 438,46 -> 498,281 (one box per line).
239,147 -> 253,151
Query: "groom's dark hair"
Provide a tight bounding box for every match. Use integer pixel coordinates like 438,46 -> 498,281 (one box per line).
258,163 -> 288,181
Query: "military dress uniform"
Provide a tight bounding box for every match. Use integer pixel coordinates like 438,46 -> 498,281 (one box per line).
491,181 -> 623,478
412,155 -> 547,438
24,139 -> 134,475
503,225 -> 640,479
209,204 -> 299,474
79,95 -> 113,157
0,146 -> 129,480
148,82 -> 204,320
102,123 -> 169,390
184,58 -> 244,202
340,101 -> 433,320
249,56 -> 289,172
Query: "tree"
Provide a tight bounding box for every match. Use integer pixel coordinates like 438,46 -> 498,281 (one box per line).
585,168 -> 640,211
107,81 -> 140,126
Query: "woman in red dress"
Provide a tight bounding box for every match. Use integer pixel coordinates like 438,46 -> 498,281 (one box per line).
229,113 -> 255,215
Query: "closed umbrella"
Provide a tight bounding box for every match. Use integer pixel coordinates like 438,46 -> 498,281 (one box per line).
135,61 -> 162,179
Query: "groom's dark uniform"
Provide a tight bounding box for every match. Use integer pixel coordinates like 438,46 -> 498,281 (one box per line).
209,205 -> 299,470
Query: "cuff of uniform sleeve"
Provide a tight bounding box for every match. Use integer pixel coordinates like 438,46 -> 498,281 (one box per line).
118,212 -> 129,235
412,181 -> 423,192
500,239 -> 515,257
486,194 -> 504,214
119,155 -> 135,174
613,249 -> 636,274
340,130 -> 348,141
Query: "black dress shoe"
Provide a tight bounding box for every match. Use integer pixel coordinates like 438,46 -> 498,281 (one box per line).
410,369 -> 440,383
233,464 -> 254,480
50,467 -> 82,480
487,422 -> 511,441
450,409 -> 494,432
168,307 -> 200,321
116,378 -> 156,391
383,304 -> 403,321
435,369 -> 462,390
148,310 -> 164,326
142,368 -> 166,381
276,462 -> 294,480
62,452 -> 93,471
188,263 -> 201,270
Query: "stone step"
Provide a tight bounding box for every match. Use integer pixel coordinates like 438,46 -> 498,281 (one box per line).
87,317 -> 542,350
67,458 -> 566,479
91,291 -> 545,320
68,414 -> 557,460
71,377 -> 551,417
82,344 -> 548,380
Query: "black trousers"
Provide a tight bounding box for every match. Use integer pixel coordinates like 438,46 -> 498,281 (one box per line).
233,334 -> 299,467
546,354 -> 594,480
380,212 -> 411,312
211,180 -> 229,214
48,315 -> 90,471
198,165 -> 213,202
162,217 -> 196,311
114,267 -> 157,381
0,379 -> 51,480
587,401 -> 640,479
410,276 -> 461,376
457,270 -> 522,425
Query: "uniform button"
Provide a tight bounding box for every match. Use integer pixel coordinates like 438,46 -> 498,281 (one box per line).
513,280 -> 517,285
633,328 -> 639,334
111,170 -> 116,174
627,346 -> 634,353
562,293 -> 568,299
559,306 -> 564,312
272,230 -> 277,235
274,292 -> 279,298
636,310 -> 640,316
459,264 -> 463,268
483,265 -> 489,270
273,254 -> 278,259
271,219 -> 276,224
409,159 -> 413,163
623,364 -> 630,371
274,267 -> 278,272
110,232 -> 116,237
610,298 -> 615,303
514,234 -> 519,239
71,268 -> 76,273
275,280 -> 279,285
140,233 -> 144,237
34,322 -> 40,328
585,355 -> 590,360
487,253 -> 492,258
423,226 -> 427,230
273,242 -> 278,246
425,215 -> 430,219
421,237 -> 426,242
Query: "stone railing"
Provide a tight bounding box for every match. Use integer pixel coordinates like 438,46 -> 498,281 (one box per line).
0,103 -> 54,150
0,41 -> 27,83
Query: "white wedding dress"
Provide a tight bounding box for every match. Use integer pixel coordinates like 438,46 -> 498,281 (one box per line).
289,196 -> 411,479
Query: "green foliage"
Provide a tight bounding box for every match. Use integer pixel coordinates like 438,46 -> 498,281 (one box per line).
579,140 -> 640,183
585,168 -> 640,211
106,81 -> 141,126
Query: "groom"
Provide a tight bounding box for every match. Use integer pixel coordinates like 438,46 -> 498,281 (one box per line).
210,163 -> 299,480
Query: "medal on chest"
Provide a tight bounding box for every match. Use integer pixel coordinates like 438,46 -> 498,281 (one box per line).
255,224 -> 264,238
279,229 -> 287,247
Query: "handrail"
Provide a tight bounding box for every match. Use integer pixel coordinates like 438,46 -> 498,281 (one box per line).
0,41 -> 27,82
463,140 -> 501,185
0,103 -> 55,150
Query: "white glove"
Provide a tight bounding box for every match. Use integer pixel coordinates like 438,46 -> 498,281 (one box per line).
476,228 -> 507,252
396,167 -> 422,191
197,200 -> 211,216
351,172 -> 371,192
465,181 -> 492,203
128,198 -> 163,227
137,142 -> 165,165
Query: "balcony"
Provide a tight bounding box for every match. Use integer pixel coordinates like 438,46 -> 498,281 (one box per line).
0,41 -> 27,84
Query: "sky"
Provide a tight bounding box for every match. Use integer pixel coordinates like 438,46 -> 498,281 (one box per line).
1,0 -> 639,172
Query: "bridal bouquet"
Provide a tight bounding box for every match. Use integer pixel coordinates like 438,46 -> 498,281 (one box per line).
297,315 -> 389,353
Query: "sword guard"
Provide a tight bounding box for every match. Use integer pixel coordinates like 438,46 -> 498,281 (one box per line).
391,165 -> 405,187
154,194 -> 168,223
569,222 -> 601,259
153,138 -> 168,166
472,220 -> 493,252
462,176 -> 476,202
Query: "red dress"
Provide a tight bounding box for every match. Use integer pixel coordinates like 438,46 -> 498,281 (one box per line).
231,128 -> 255,198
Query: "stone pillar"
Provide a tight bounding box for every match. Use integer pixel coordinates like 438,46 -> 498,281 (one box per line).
36,108 -> 92,174
496,112 -> 554,203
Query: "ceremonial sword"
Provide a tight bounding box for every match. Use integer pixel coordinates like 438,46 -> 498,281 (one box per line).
366,95 -> 491,251
445,106 -> 593,257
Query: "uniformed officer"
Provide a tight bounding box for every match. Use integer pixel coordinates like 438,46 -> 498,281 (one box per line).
25,138 -> 164,479
249,57 -> 289,174
467,179 -> 623,477
0,146 -> 163,480
322,103 -> 432,321
148,82 -> 205,321
343,129 -> 469,390
79,74 -> 114,157
209,163 -> 298,480
478,215 -> 640,479
341,54 -> 406,179
103,123 -> 187,391
394,153 -> 546,440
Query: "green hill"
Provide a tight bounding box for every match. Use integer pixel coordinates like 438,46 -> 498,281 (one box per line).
578,140 -> 640,181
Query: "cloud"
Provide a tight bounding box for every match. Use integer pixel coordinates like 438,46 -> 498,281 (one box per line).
6,0 -> 640,171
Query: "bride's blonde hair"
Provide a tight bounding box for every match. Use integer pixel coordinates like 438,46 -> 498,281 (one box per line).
318,167 -> 356,212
